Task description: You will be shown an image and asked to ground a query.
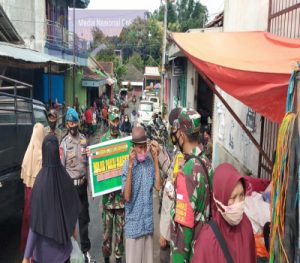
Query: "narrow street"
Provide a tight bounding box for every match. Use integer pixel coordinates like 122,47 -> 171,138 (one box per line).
1,0 -> 299,262
0,101 -> 161,263
88,101 -> 161,263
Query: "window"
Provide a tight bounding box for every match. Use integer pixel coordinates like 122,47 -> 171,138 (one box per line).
0,98 -> 32,124
34,109 -> 48,127
150,98 -> 158,103
139,103 -> 153,112
0,101 -> 16,124
0,111 -> 16,124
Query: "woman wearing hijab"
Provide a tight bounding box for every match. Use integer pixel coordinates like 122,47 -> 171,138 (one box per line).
192,163 -> 256,263
22,135 -> 81,263
20,123 -> 45,252
123,114 -> 132,135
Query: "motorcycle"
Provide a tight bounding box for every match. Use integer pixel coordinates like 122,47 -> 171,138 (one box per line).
141,116 -> 168,146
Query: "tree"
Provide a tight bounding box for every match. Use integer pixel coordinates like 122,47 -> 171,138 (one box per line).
90,27 -> 106,49
152,0 -> 208,32
119,17 -> 163,67
95,46 -> 127,82
128,53 -> 144,72
146,56 -> 158,67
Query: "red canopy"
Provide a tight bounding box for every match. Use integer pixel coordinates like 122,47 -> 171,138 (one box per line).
172,31 -> 300,123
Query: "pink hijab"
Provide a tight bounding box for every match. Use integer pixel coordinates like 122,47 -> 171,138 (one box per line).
192,163 -> 256,263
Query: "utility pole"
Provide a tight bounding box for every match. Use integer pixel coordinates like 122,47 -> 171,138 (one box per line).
72,0 -> 76,107
161,0 -> 168,115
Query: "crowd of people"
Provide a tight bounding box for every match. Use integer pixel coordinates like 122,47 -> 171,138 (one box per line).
20,101 -> 265,263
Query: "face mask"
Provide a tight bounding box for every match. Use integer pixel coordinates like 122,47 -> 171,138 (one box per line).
170,131 -> 179,146
69,126 -> 78,136
48,120 -> 56,130
125,118 -> 129,122
178,133 -> 184,153
110,124 -> 119,135
137,151 -> 148,163
214,195 -> 245,226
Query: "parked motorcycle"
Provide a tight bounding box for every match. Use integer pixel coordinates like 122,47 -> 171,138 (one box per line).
141,116 -> 168,145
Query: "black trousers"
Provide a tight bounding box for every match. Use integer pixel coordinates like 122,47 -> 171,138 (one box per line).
76,180 -> 91,253
160,243 -> 170,263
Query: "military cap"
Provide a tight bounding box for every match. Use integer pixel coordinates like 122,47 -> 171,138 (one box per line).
174,108 -> 201,135
108,106 -> 120,121
66,107 -> 79,122
168,107 -> 182,126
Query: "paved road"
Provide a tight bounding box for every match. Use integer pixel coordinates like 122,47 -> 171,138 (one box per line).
0,101 -> 162,263
89,101 -> 161,263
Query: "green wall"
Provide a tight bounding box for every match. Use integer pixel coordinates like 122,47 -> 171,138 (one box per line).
65,67 -> 86,108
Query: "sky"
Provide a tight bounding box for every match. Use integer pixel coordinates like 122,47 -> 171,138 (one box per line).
88,0 -> 224,17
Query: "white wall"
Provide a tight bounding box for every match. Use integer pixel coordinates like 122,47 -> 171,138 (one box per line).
212,88 -> 262,175
224,0 -> 269,32
0,0 -> 46,52
211,0 -> 269,175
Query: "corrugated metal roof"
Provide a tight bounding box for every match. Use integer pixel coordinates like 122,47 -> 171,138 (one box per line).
0,5 -> 23,44
97,61 -> 114,75
0,42 -> 74,67
82,67 -> 106,81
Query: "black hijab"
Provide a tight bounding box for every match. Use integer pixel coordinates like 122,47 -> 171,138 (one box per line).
30,134 -> 81,245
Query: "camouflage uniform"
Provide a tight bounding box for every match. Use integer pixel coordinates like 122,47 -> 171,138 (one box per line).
100,108 -> 125,259
170,109 -> 213,263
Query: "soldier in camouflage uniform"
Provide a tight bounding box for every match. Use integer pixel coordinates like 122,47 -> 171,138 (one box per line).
170,108 -> 213,263
100,106 -> 124,263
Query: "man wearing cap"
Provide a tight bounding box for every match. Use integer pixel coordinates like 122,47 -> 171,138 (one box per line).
151,107 -> 184,263
44,109 -> 64,143
170,108 -> 213,262
100,106 -> 124,263
122,127 -> 161,263
60,107 -> 95,263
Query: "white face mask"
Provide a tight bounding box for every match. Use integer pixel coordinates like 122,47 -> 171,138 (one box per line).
213,195 -> 245,226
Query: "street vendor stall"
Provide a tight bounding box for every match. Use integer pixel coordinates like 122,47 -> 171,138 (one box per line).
172,31 -> 300,262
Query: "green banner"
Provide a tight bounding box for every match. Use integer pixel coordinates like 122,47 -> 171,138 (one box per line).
88,136 -> 132,197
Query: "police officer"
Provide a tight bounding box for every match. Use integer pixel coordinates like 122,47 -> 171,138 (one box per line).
60,108 -> 95,263
100,106 -> 124,263
45,109 -> 64,143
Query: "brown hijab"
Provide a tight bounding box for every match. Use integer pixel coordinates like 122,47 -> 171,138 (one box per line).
192,163 -> 256,263
21,123 -> 44,188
